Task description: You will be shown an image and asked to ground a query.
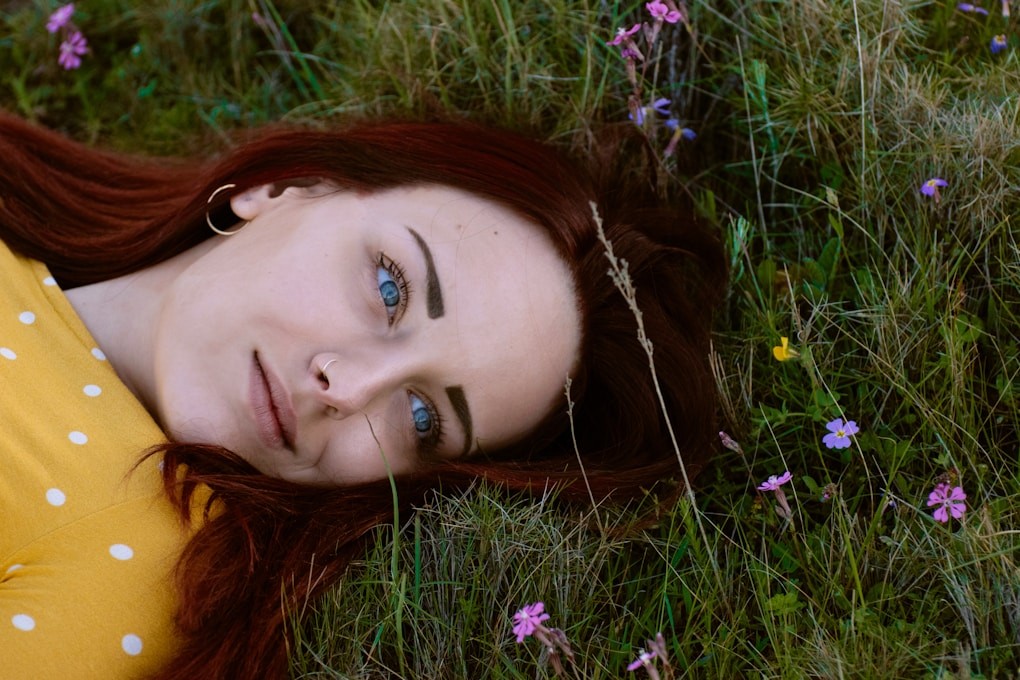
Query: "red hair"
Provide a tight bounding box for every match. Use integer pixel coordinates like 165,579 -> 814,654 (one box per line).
0,112 -> 726,678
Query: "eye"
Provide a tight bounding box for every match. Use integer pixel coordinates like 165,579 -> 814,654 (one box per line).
376,254 -> 410,325
409,392 -> 444,452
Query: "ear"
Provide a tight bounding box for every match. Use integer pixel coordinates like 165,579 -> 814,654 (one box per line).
229,179 -> 330,221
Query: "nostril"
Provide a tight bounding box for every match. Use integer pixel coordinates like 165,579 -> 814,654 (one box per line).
318,359 -> 338,388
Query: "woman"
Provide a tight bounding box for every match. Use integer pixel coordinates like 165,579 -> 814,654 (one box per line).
0,113 -> 725,678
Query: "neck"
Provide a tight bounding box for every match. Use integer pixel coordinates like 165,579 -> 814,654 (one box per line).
65,238 -> 218,419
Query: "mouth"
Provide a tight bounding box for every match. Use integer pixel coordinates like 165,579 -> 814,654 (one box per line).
250,352 -> 296,451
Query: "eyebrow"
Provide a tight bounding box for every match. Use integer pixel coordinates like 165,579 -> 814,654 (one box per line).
446,386 -> 473,458
406,227 -> 445,319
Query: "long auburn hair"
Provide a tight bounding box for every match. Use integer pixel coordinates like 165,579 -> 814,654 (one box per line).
0,112 -> 726,678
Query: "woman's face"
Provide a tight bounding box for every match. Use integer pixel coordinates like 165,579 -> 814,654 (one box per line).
151,183 -> 581,485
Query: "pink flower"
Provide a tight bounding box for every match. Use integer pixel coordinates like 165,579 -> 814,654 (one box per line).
927,483 -> 967,523
627,649 -> 658,671
46,3 -> 75,33
513,601 -> 550,643
607,23 -> 642,46
58,30 -> 88,70
758,471 -> 794,519
758,470 -> 792,491
646,0 -> 683,22
822,418 -> 859,449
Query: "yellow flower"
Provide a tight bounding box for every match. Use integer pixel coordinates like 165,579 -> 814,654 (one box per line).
772,336 -> 799,361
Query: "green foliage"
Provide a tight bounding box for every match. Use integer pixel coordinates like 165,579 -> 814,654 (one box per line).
2,0 -> 1018,677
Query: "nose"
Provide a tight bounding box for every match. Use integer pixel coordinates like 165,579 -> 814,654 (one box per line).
311,352 -> 401,419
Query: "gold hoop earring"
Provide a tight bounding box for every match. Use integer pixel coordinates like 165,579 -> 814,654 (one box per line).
206,183 -> 245,236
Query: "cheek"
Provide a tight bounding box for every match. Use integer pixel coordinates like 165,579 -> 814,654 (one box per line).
315,416 -> 418,485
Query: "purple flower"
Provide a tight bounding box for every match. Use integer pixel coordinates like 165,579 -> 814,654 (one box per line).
512,602 -> 550,643
663,122 -> 697,155
630,97 -> 671,125
957,2 -> 990,12
991,34 -> 1008,54
758,470 -> 792,491
646,0 -> 683,23
920,177 -> 948,196
822,418 -> 859,449
1002,0 -> 1011,17
46,3 -> 75,33
927,483 -> 967,523
58,30 -> 88,70
607,23 -> 642,46
627,649 -> 658,671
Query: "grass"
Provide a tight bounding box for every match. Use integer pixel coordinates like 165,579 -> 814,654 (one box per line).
3,0 -> 1018,677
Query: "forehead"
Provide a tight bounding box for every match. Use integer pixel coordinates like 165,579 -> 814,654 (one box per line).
362,185 -> 581,451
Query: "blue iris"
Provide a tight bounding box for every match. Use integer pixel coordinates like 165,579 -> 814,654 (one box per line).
409,395 -> 432,433
377,267 -> 400,308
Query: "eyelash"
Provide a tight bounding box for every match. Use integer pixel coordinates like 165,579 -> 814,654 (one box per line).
376,252 -> 445,455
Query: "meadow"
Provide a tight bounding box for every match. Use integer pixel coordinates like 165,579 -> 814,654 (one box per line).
2,0 -> 1018,677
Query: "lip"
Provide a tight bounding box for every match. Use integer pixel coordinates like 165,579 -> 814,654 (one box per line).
250,352 -> 297,451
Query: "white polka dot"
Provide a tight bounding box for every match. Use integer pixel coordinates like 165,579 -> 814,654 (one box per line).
11,614 -> 35,631
83,384 -> 102,397
122,634 -> 143,655
0,347 -> 15,360
5,564 -> 23,575
109,544 -> 134,561
45,488 -> 66,506
68,431 -> 88,445
91,347 -> 107,361
42,276 -> 57,286
18,311 -> 36,325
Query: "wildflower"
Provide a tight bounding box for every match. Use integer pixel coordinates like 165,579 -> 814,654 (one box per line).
758,470 -> 792,491
927,483 -> 967,523
957,2 -> 990,12
1002,0 -> 1010,17
46,3 -> 75,33
628,633 -> 672,679
607,23 -> 642,46
719,431 -> 743,455
758,471 -> 793,519
991,34 -> 1008,53
663,122 -> 697,156
511,602 -> 575,675
628,649 -> 659,672
772,336 -> 799,361
920,177 -> 948,204
512,601 -> 550,643
822,418 -> 859,449
58,30 -> 88,70
630,97 -> 671,126
920,177 -> 948,195
647,0 -> 683,23
820,482 -> 838,502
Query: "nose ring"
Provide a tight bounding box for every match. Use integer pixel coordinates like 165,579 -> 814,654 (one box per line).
319,359 -> 338,380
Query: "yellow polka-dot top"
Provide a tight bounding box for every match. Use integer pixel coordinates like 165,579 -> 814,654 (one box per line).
0,239 -> 203,678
